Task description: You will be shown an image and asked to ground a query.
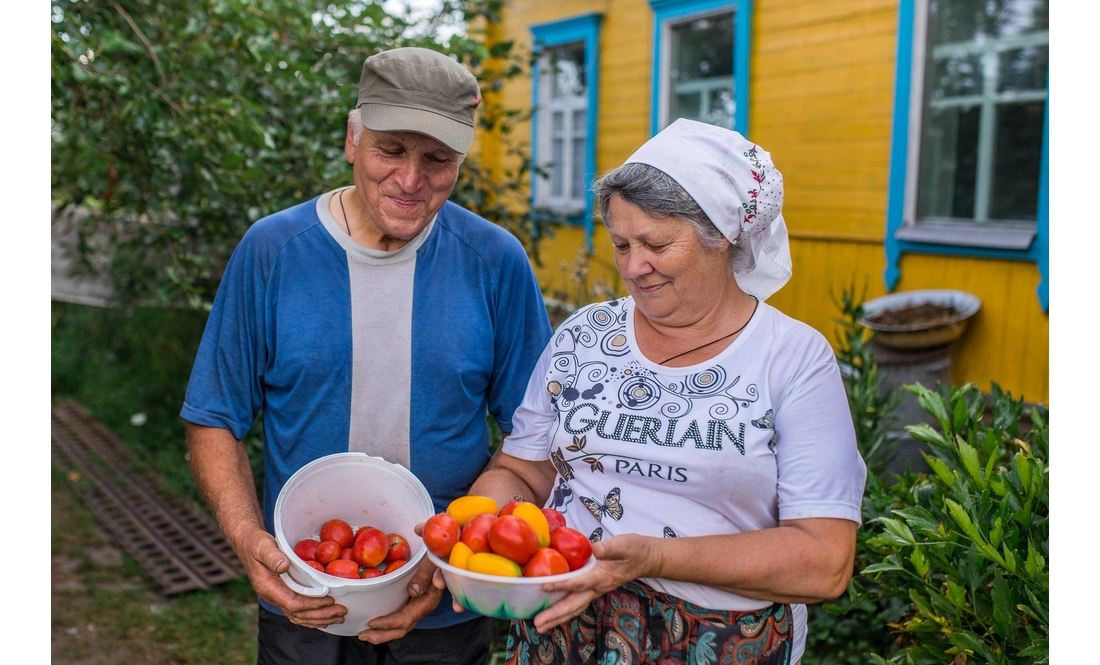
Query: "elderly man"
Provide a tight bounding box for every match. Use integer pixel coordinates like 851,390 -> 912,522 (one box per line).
181,48 -> 552,665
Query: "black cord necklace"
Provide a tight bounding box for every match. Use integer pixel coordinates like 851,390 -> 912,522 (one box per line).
657,297 -> 759,366
337,188 -> 352,236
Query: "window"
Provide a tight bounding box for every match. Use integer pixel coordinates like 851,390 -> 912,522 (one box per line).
885,0 -> 1049,308
535,43 -> 589,214
530,14 -> 603,244
650,0 -> 752,135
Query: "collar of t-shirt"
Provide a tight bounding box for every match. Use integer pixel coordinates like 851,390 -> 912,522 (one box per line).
316,187 -> 436,265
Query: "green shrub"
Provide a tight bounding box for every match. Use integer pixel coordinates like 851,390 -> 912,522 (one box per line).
862,383 -> 1049,664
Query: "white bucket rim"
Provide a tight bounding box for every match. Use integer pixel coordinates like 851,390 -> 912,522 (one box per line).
273,452 -> 433,591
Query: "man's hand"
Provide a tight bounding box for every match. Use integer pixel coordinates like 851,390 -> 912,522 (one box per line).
357,556 -> 444,643
240,526 -> 347,629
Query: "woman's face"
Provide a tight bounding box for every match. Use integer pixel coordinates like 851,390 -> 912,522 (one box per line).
606,195 -> 732,327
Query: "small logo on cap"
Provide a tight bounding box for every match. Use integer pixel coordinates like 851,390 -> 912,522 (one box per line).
470,94 -> 482,109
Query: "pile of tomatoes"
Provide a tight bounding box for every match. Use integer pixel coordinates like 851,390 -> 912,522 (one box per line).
293,519 -> 410,580
422,496 -> 592,578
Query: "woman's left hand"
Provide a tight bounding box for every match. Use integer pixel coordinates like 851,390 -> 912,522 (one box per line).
531,533 -> 658,633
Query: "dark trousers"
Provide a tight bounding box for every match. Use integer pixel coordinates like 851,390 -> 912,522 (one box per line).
257,606 -> 495,665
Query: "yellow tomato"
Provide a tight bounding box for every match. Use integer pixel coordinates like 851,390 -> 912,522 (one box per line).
466,552 -> 523,577
446,495 -> 500,527
448,541 -> 474,570
512,502 -> 551,548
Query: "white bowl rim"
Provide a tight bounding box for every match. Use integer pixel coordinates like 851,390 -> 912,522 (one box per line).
859,289 -> 982,332
274,452 -> 432,589
426,549 -> 597,585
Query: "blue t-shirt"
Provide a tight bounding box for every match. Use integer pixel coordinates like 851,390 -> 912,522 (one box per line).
181,191 -> 551,627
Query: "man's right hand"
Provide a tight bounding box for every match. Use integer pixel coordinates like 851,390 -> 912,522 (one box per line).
240,527 -> 347,629
186,422 -> 347,628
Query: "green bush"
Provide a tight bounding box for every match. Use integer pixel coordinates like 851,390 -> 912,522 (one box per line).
862,383 -> 1048,664
52,0 -> 562,309
806,287 -> 1048,665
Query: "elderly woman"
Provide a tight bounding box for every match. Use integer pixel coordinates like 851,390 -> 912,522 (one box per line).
462,119 -> 866,665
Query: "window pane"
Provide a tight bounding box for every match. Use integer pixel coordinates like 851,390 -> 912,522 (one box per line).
998,46 -> 1048,93
551,138 -> 564,197
989,101 -> 1044,220
674,92 -> 701,120
927,0 -> 1048,43
571,137 -> 585,200
917,105 -> 980,219
548,44 -> 586,99
668,12 -> 734,129
917,0 -> 1047,223
572,109 -> 586,137
552,111 -> 564,135
929,53 -> 983,99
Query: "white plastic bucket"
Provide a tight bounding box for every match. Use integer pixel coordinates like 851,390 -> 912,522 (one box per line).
273,452 -> 435,636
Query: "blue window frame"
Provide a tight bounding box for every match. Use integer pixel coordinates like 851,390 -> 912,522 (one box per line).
648,0 -> 753,136
530,14 -> 603,250
885,0 -> 1049,310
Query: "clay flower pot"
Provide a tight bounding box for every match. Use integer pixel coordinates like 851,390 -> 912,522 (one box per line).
859,289 -> 981,351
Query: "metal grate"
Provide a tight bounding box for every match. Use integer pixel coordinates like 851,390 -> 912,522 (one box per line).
51,401 -> 246,595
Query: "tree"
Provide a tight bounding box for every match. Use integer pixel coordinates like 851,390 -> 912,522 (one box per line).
52,0 -> 559,308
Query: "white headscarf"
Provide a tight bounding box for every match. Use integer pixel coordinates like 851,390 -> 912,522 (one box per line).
623,118 -> 793,301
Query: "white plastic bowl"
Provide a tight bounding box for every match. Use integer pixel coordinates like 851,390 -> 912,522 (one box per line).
426,549 -> 597,620
273,453 -> 435,636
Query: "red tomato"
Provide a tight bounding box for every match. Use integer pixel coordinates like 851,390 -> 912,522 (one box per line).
293,538 -> 320,562
498,500 -> 523,516
306,560 -> 326,572
339,548 -> 354,561
360,567 -> 384,579
488,515 -> 539,565
320,519 -> 355,549
422,513 -> 461,558
523,547 -> 570,577
460,513 -> 497,554
352,527 -> 389,568
549,527 -> 593,571
541,509 -> 568,533
383,559 -> 407,574
385,534 -> 410,563
315,540 -> 342,565
325,559 -> 360,579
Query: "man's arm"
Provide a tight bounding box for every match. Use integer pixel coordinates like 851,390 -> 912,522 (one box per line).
186,422 -> 346,628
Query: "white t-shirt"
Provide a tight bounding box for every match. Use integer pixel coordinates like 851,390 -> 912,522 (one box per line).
503,297 -> 866,657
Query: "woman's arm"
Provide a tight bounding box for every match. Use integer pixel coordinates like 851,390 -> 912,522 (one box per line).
532,516 -> 857,633
467,447 -> 560,512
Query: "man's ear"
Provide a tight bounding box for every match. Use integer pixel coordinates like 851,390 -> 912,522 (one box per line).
345,122 -> 357,164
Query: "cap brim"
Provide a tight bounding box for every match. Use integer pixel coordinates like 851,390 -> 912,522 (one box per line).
359,104 -> 473,154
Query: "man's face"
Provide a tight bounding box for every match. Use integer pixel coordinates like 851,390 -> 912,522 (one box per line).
345,125 -> 461,251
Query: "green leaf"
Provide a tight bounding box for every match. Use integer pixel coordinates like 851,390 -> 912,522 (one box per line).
862,561 -> 905,575
991,571 -> 1015,637
944,580 -> 967,608
909,546 -> 929,578
1025,538 -> 1046,581
906,423 -> 949,448
1002,544 -> 1017,575
989,517 -> 1003,549
957,438 -> 985,489
925,456 -> 956,488
881,517 -> 917,545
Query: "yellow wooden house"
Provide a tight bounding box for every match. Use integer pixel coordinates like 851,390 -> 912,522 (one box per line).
474,0 -> 1049,405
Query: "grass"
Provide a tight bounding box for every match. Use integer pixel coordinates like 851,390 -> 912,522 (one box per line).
52,466 -> 259,664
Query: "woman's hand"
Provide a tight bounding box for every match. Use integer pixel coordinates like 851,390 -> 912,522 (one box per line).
530,533 -> 659,633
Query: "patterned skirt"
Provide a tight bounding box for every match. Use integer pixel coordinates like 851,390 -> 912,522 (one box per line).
505,580 -> 792,665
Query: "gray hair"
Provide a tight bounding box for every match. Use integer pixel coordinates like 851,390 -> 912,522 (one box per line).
346,109 -> 465,163
595,162 -> 750,274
